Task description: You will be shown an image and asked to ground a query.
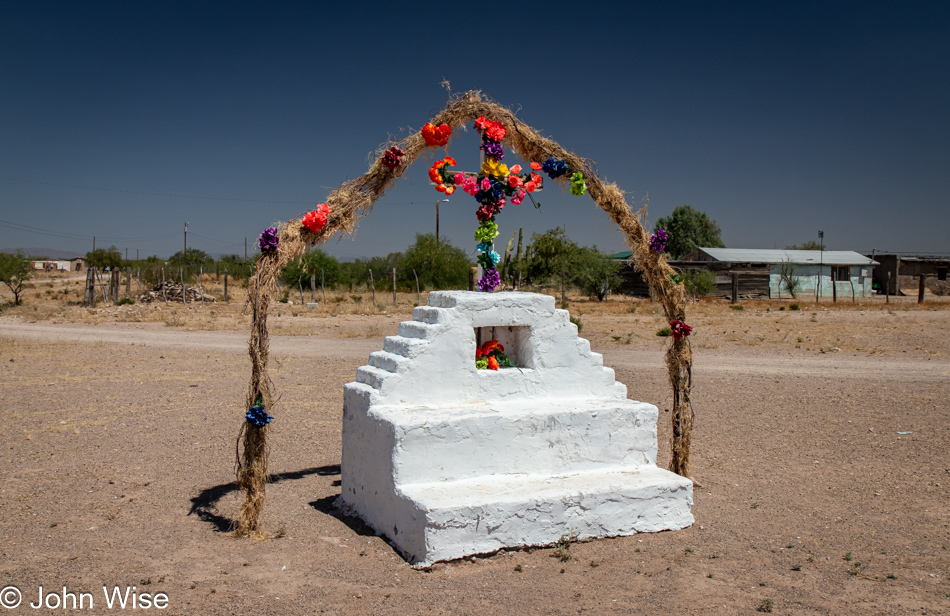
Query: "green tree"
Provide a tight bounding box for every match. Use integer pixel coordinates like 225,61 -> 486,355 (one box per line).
523,228 -> 621,300
0,251 -> 31,305
281,249 -> 343,289
168,248 -> 211,268
654,205 -> 725,259
785,240 -> 824,251
85,246 -> 123,269
401,234 -> 472,290
571,246 -> 623,301
525,227 -> 577,284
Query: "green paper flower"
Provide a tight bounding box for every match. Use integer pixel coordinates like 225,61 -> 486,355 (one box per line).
475,220 -> 499,243
569,172 -> 587,196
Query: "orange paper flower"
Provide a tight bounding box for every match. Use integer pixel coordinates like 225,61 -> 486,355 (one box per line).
429,157 -> 457,193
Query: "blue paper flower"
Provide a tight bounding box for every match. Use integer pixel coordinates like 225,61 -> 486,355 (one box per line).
541,157 -> 569,179
246,404 -> 272,428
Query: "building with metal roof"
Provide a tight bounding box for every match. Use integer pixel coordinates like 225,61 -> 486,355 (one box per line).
682,248 -> 878,299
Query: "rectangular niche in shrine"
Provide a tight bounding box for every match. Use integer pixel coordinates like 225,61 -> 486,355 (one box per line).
338,290 -> 693,567
474,325 -> 532,368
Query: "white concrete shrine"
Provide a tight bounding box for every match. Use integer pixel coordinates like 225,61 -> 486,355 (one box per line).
339,291 -> 692,566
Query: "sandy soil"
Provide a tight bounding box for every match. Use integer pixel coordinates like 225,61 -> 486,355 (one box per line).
0,298 -> 948,615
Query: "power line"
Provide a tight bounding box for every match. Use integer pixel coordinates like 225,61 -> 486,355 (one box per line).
0,217 -> 178,242
0,176 -> 314,205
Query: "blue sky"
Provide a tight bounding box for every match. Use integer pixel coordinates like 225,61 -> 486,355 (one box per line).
1,2 -> 948,260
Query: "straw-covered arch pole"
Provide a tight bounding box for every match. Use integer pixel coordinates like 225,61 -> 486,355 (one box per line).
234,90 -> 694,536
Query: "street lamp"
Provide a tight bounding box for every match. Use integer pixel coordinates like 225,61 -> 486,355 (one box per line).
436,199 -> 449,246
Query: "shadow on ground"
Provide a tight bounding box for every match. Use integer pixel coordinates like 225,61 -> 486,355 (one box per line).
189,464 -> 341,532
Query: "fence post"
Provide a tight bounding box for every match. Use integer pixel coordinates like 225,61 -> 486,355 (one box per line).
298,277 -> 305,305
310,270 -> 315,302
161,268 -> 168,303
886,272 -> 890,304
369,269 -> 376,304
832,269 -> 837,303
561,270 -> 566,305
198,265 -> 203,300
321,268 -> 326,302
96,268 -> 108,303
125,267 -> 131,299
918,275 -> 926,303
392,268 -> 397,305
224,269 -> 229,302
731,272 -> 738,304
84,267 -> 96,307
413,269 -> 420,305
111,269 -> 120,303
180,268 -> 186,304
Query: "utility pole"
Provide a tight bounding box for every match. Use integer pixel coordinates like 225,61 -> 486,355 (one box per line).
136,249 -> 139,260
93,236 -> 96,252
125,248 -> 128,261
817,230 -> 824,303
184,222 -> 188,259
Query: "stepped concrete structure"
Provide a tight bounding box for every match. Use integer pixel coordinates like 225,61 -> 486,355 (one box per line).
339,291 -> 693,566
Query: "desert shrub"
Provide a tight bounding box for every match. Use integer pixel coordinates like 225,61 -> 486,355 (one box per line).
683,269 -> 716,297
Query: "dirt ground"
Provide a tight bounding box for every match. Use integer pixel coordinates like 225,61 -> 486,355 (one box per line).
1,282 -> 948,615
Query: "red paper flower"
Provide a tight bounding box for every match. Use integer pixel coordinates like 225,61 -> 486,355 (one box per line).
487,356 -> 499,370
530,161 -> 542,171
381,146 -> 404,170
421,122 -> 451,147
669,320 -> 692,340
476,340 -> 503,357
509,164 -> 522,174
484,120 -> 506,142
302,203 -> 331,234
508,174 -> 523,188
474,116 -> 488,132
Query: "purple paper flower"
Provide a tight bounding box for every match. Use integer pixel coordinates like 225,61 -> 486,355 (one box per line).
649,229 -> 668,253
480,140 -> 505,161
258,226 -> 279,252
478,268 -> 500,292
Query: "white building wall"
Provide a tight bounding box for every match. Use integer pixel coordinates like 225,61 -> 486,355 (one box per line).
769,264 -> 873,299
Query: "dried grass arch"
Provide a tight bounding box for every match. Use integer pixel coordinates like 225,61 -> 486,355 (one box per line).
235,90 -> 694,536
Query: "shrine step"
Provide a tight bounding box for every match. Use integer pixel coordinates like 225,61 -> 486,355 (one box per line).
344,398 -> 660,485
386,465 -> 693,566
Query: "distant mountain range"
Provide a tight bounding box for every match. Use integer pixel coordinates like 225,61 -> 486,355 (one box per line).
0,247 -> 83,259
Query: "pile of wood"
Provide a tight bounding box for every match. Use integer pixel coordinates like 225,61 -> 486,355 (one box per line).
139,281 -> 216,303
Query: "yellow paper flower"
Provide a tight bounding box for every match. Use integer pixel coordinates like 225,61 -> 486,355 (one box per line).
480,157 -> 509,178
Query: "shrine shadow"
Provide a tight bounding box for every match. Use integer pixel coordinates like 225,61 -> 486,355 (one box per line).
189,464 -> 341,533
308,494 -> 377,538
